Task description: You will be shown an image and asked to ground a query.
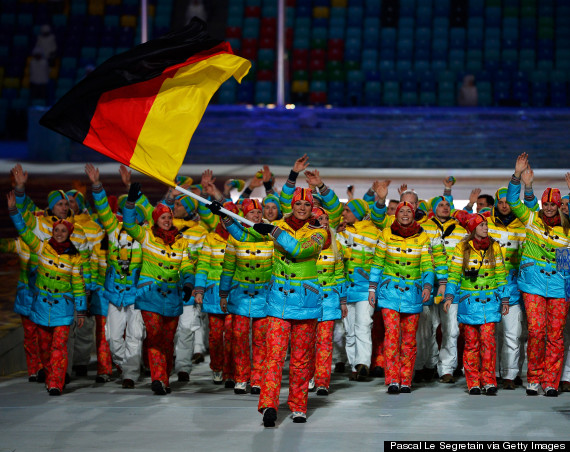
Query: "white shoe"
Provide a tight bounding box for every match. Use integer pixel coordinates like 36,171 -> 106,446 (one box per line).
526,382 -> 540,395
213,371 -> 223,384
308,377 -> 315,392
234,381 -> 247,394
291,411 -> 306,423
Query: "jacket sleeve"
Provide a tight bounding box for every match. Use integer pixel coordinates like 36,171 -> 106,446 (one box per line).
0,238 -> 16,254
444,243 -> 463,303
493,242 -> 509,301
72,256 -> 88,313
272,227 -> 327,259
334,241 -> 347,303
523,187 -> 540,212
180,240 -> 196,289
91,185 -> 120,235
363,189 -> 375,206
9,208 -> 41,253
14,189 -> 39,234
319,185 -> 343,229
197,202 -> 218,231
370,201 -> 390,230
194,239 -> 212,294
279,179 -> 295,215
123,202 -> 147,243
219,240 -> 237,297
421,240 -> 436,290
431,234 -> 448,283
224,218 -> 267,243
507,177 -> 532,225
369,234 -> 387,289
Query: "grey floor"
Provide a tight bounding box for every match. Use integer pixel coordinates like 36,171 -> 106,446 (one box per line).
1,358 -> 569,452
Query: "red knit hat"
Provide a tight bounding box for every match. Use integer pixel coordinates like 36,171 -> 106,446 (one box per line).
223,201 -> 240,215
241,199 -> 262,216
291,187 -> 314,208
312,206 -> 327,219
542,188 -> 562,208
152,203 -> 172,223
466,213 -> 487,233
53,219 -> 74,235
395,201 -> 415,218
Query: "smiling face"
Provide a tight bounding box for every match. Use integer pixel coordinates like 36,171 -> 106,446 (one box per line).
246,208 -> 263,223
52,199 -> 70,219
263,203 -> 279,221
317,213 -> 329,228
496,198 -> 511,216
474,221 -> 488,238
292,200 -> 312,220
52,223 -> 70,243
542,201 -> 559,218
156,212 -> 173,231
396,206 -> 413,226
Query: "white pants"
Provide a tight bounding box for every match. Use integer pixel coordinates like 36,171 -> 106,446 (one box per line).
415,305 -> 439,370
174,304 -> 203,374
332,318 -> 347,364
561,309 -> 570,381
106,304 -> 145,381
496,304 -> 524,380
343,300 -> 374,371
193,312 -> 209,354
436,303 -> 459,376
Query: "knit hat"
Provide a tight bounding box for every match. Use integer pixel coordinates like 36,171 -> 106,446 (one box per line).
346,199 -> 369,221
47,190 -> 69,210
312,193 -> 323,206
118,195 -> 146,223
563,195 -> 569,202
542,188 -> 562,208
417,199 -> 430,214
479,206 -> 492,215
263,194 -> 282,217
175,175 -> 193,186
430,196 -> 446,213
152,203 -> 172,223
53,219 -> 74,235
176,194 -> 198,216
66,189 -> 86,212
291,187 -> 314,208
242,198 -> 262,216
312,207 -> 327,219
395,201 -> 415,218
223,201 -> 240,215
466,213 -> 487,233
494,187 -> 508,206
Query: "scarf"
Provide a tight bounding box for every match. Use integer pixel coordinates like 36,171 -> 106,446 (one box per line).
472,236 -> 491,251
495,210 -> 516,227
215,223 -> 230,241
543,214 -> 561,228
391,220 -> 421,238
152,225 -> 179,246
48,237 -> 75,255
285,214 -> 309,232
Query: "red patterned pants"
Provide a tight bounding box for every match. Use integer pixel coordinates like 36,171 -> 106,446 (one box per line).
258,317 -> 317,414
232,315 -> 268,386
382,309 -> 419,387
523,293 -> 569,388
209,313 -> 234,380
371,310 -> 386,368
37,324 -> 70,391
21,315 -> 41,376
94,315 -> 112,376
463,323 -> 496,389
314,320 -> 334,389
141,311 -> 178,387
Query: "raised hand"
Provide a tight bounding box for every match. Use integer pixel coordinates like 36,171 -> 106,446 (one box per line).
249,175 -> 263,189
469,188 -> 481,205
11,164 -> 28,190
6,190 -> 16,209
514,153 -> 529,178
397,183 -> 408,195
119,165 -> 131,188
305,169 -> 323,187
443,176 -> 455,189
127,182 -> 142,203
372,180 -> 391,202
85,163 -> 100,185
521,164 -> 534,188
293,154 -> 310,173
262,165 -> 273,183
201,169 -> 216,187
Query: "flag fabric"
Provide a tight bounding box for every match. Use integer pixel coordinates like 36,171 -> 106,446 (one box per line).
40,18 -> 251,186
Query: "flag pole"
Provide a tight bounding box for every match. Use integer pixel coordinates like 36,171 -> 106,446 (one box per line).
174,185 -> 255,227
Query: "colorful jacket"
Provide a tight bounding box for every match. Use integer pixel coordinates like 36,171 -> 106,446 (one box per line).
318,185 -> 344,230
88,240 -> 109,317
445,240 -> 508,325
487,209 -> 526,305
225,216 -> 327,320
0,237 -> 38,316
175,217 -> 207,306
195,230 -> 230,315
316,237 -> 347,321
219,234 -> 273,318
369,227 -> 435,314
507,178 -> 570,298
123,203 -> 193,317
337,219 -> 381,303
9,209 -> 87,327
92,186 -> 143,307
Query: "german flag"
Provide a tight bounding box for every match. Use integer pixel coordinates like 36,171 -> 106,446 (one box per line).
40,18 -> 250,186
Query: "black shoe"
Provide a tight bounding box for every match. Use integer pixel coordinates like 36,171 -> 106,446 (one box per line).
514,376 -> 523,386
469,387 -> 481,395
166,386 -> 172,394
28,375 -> 37,382
36,369 -> 46,383
263,408 -> 277,427
65,373 -> 71,385
225,379 -> 235,389
95,374 -> 110,383
334,362 -> 345,373
370,366 -> 385,378
399,386 -> 411,393
453,368 -> 463,378
316,387 -> 329,396
177,371 -> 190,382
545,388 -> 558,397
251,386 -> 261,395
74,365 -> 88,377
122,378 -> 135,389
413,369 -> 424,383
423,367 -> 436,382
151,380 -> 167,395
292,413 -> 307,423
191,353 -> 205,364
484,386 -> 498,396
48,388 -> 61,396
387,384 -> 399,394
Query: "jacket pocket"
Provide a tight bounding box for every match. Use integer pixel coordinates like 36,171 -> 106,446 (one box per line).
459,294 -> 470,303
303,283 -> 320,296
357,268 -> 370,280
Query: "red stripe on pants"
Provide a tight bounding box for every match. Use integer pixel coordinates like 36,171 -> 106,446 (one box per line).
94,315 -> 112,375
523,293 -> 569,387
258,317 -> 317,414
141,311 -> 178,387
371,310 -> 385,368
209,313 -> 234,380
314,320 -> 334,389
37,324 -> 70,391
463,323 -> 497,389
21,315 -> 41,376
382,309 -> 419,387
